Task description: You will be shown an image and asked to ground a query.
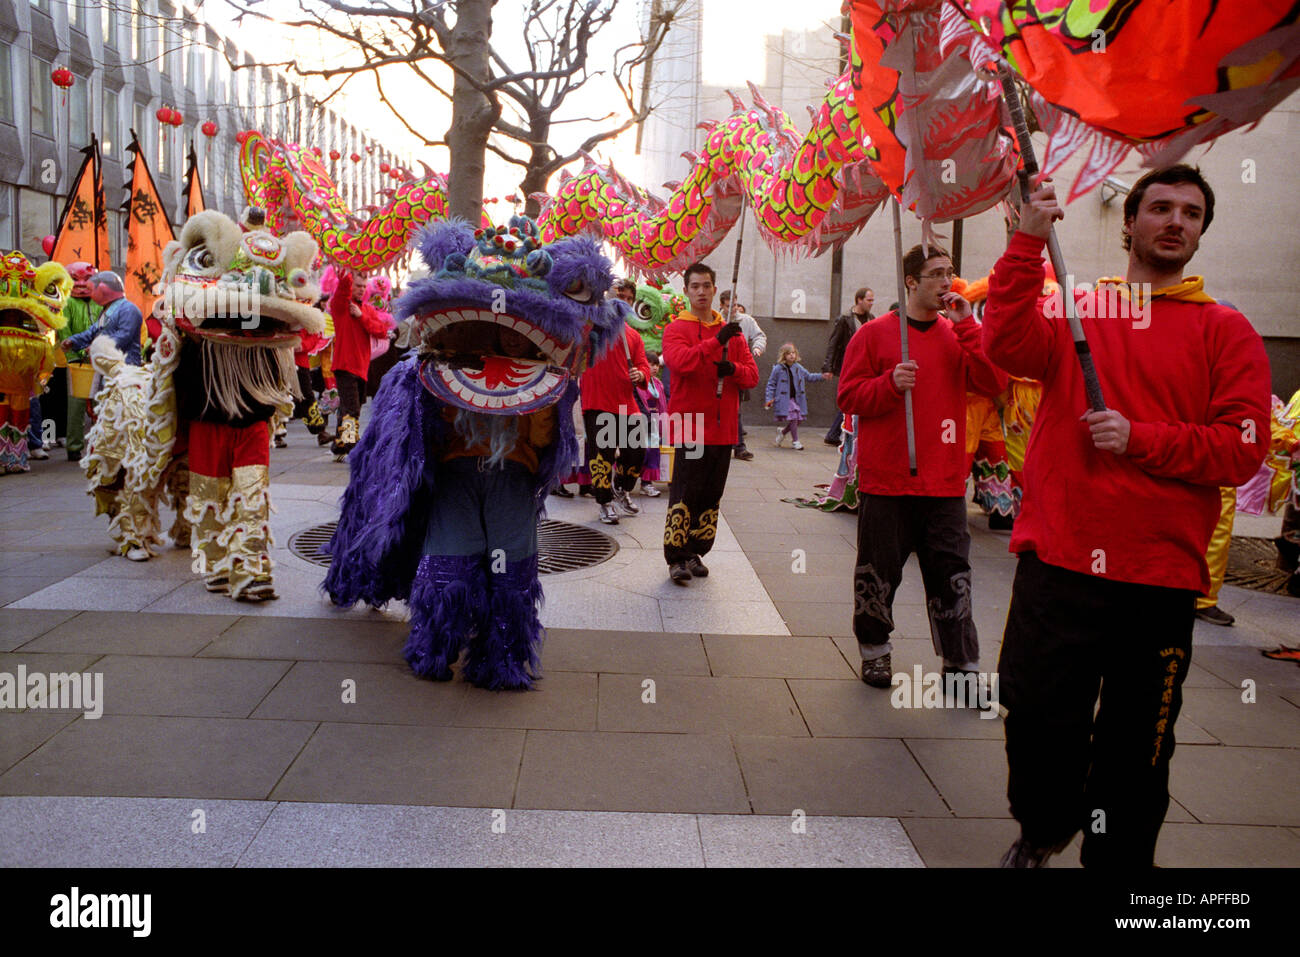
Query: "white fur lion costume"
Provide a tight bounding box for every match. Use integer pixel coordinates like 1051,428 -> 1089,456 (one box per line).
84,210 -> 322,600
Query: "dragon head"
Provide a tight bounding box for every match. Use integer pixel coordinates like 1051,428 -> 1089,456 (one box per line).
397,216 -> 626,414
160,210 -> 324,347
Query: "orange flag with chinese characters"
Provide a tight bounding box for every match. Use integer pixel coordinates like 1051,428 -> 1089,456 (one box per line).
122,130 -> 175,334
51,137 -> 105,268
184,143 -> 206,220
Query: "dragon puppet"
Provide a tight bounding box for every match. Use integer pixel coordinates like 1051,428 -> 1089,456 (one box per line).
538,0 -> 1299,274
238,130 -> 451,273
325,216 -> 627,690
84,210 -> 323,598
0,251 -> 71,473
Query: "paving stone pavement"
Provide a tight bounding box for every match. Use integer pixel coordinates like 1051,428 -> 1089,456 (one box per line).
1,427 -> 1296,867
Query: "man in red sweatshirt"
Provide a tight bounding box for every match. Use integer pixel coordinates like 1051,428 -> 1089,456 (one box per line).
329,269 -> 390,458
983,165 -> 1270,868
581,323 -> 652,525
661,262 -> 759,584
838,244 -> 1006,689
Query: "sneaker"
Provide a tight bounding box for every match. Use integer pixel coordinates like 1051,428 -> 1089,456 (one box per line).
773,430 -> 784,448
1195,605 -> 1235,626
28,447 -> 49,460
204,575 -> 229,594
791,441 -> 804,450
273,434 -> 288,449
598,502 -> 620,525
734,448 -> 754,461
613,489 -> 640,515
669,561 -> 692,585
126,545 -> 151,562
823,436 -> 841,446
999,835 -> 1068,868
860,653 -> 892,688
317,431 -> 334,446
641,483 -> 661,497
685,556 -> 709,578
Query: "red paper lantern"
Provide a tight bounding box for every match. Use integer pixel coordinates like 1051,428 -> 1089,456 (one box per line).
379,162 -> 390,173
50,67 -> 74,89
350,153 -> 361,163
329,150 -> 341,161
201,121 -> 218,138
156,106 -> 172,125
170,109 -> 184,127
365,146 -> 374,154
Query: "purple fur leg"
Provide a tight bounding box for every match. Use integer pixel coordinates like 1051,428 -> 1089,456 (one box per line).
462,555 -> 544,691
405,555 -> 489,680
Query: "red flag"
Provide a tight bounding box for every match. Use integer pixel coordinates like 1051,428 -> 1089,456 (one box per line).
121,130 -> 175,338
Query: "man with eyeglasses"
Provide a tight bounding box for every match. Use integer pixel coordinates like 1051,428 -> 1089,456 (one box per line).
838,244 -> 1006,690
983,165 -> 1270,868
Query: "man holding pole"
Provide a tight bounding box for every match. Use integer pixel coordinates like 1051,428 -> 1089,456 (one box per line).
838,243 -> 1005,688
984,166 -> 1270,867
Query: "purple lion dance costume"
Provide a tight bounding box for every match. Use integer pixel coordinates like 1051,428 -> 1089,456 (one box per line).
324,216 -> 626,689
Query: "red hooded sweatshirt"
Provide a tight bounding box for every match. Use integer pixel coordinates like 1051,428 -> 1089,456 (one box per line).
661,310 -> 760,446
581,326 -> 652,416
838,310 -> 1006,496
330,271 -> 389,380
981,231 -> 1270,592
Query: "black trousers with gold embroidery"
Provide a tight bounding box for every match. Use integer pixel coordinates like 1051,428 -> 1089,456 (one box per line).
663,444 -> 731,565
583,409 -> 645,506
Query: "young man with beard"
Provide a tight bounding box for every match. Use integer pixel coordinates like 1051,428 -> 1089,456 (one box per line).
838,245 -> 1005,689
983,165 -> 1270,868
661,262 -> 759,584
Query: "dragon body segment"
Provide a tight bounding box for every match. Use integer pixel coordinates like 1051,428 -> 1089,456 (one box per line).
238,131 -> 450,273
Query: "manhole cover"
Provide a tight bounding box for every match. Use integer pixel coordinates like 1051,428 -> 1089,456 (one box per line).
289,519 -> 618,575
1225,536 -> 1296,596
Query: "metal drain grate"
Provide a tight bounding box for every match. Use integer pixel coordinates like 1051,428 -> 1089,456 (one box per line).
289,519 -> 618,575
1225,536 -> 1296,596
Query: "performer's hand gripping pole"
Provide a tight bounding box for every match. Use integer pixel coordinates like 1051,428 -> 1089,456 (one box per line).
996,62 -> 1106,412
891,198 -> 918,476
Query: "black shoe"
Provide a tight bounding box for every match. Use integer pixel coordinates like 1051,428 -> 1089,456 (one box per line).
685,556 -> 709,578
860,653 -> 892,688
733,449 -> 754,461
578,485 -> 593,497
823,437 -> 840,446
669,562 -> 692,585
1195,605 -> 1235,626
999,835 -> 1068,868
550,486 -> 574,498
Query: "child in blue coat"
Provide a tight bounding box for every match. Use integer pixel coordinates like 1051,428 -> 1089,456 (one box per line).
764,343 -> 828,450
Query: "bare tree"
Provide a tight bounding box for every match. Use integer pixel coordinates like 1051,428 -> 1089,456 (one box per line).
213,0 -> 687,220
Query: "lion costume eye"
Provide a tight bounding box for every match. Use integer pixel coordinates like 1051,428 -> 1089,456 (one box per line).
563,278 -> 593,303
634,301 -> 652,320
184,245 -> 216,272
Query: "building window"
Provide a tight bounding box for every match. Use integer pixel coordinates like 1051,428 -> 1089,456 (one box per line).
69,0 -> 83,29
0,185 -> 14,249
158,119 -> 169,176
106,209 -> 121,271
103,88 -> 120,158
0,47 -> 11,124
71,74 -> 90,146
18,188 -> 54,261
131,7 -> 142,61
29,0 -> 50,13
103,5 -> 116,46
133,101 -> 145,145
31,56 -> 53,136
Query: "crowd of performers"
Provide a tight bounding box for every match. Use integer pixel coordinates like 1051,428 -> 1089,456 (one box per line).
4,162 -> 1298,869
